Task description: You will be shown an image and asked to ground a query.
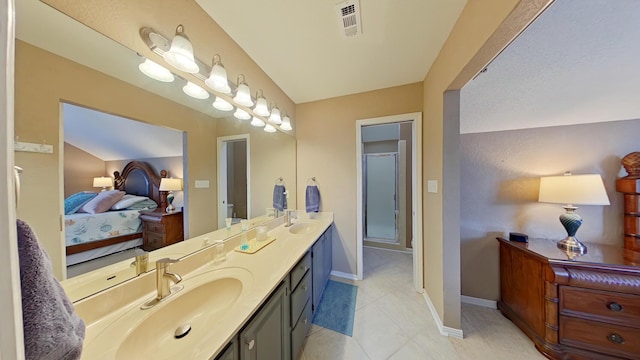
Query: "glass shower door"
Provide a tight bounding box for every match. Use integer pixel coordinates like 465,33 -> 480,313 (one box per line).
364,153 -> 398,243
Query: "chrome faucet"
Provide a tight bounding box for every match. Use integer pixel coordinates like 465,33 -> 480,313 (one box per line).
141,258 -> 183,309
156,258 -> 182,300
132,251 -> 149,275
284,209 -> 297,227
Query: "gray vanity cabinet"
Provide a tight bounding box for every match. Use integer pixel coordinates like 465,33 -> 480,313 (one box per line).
312,226 -> 333,312
239,281 -> 290,360
215,340 -> 238,360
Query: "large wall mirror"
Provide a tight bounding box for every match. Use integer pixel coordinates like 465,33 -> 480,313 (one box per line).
15,1 -> 296,302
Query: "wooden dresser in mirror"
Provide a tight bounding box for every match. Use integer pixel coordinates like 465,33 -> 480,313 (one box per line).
497,237 -> 640,360
616,151 -> 640,264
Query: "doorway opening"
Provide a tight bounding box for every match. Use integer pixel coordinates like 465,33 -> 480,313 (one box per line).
356,112 -> 423,291
217,134 -> 250,229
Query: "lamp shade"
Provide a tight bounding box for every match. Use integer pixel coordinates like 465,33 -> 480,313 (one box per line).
212,97 -> 234,111
138,58 -> 174,82
163,25 -> 199,74
204,55 -> 231,94
159,178 -> 183,191
268,106 -> 282,125
250,117 -> 266,127
183,81 -> 209,99
234,108 -> 251,120
538,174 -> 610,206
280,115 -> 292,131
93,177 -> 113,188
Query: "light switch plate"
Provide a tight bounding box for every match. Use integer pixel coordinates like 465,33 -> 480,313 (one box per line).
427,180 -> 438,193
195,180 -> 209,188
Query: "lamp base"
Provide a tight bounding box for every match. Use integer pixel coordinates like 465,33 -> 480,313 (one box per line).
166,204 -> 176,213
557,236 -> 587,255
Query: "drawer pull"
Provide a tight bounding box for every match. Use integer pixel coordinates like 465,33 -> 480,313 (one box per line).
607,333 -> 625,344
302,285 -> 307,292
607,302 -> 623,312
246,339 -> 255,350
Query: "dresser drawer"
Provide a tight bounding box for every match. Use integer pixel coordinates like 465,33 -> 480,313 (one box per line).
291,272 -> 311,326
560,316 -> 640,359
145,221 -> 165,234
291,299 -> 312,360
560,286 -> 640,328
290,252 -> 311,290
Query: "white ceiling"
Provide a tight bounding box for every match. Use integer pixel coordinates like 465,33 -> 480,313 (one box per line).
196,0 -> 467,103
63,103 -> 183,161
461,0 -> 640,134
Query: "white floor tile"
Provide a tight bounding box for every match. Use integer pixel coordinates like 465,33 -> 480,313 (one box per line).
301,247 -> 543,360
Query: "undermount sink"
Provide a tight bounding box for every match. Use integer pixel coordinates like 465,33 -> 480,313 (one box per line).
88,267 -> 253,360
288,222 -> 318,235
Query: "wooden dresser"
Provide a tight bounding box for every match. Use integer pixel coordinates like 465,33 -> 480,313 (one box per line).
139,209 -> 184,251
497,237 -> 640,360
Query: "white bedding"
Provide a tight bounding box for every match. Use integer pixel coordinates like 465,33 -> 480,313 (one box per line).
64,210 -> 143,247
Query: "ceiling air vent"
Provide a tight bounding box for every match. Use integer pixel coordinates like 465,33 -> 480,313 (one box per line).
336,0 -> 362,38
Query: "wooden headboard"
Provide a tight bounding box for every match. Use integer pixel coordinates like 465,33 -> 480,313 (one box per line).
113,161 -> 167,210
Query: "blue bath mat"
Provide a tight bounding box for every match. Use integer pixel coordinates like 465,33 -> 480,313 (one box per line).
312,280 -> 358,336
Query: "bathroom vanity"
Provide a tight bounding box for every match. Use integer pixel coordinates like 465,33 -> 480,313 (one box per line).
74,212 -> 333,360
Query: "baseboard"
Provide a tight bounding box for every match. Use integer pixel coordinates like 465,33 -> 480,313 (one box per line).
461,295 -> 497,309
421,292 -> 464,339
330,270 -> 359,281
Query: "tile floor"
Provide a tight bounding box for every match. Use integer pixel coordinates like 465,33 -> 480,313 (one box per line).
299,246 -> 546,360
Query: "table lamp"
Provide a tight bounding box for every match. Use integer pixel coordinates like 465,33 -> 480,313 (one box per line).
93,176 -> 113,192
159,178 -> 183,212
538,172 -> 610,254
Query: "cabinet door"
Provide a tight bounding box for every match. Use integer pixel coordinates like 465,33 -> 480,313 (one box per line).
215,340 -> 237,360
239,281 -> 290,360
324,226 -> 332,286
312,234 -> 326,312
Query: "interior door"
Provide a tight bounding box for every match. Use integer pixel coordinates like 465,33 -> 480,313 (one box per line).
364,153 -> 398,242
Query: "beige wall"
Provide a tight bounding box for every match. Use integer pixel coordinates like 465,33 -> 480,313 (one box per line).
296,83 -> 423,275
63,142 -> 105,197
15,40 -> 217,279
461,119 -> 639,300
421,0 -> 551,328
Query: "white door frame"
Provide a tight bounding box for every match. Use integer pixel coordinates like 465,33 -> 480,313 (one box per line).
356,112 -> 423,291
1,0 -> 25,357
216,134 -> 250,228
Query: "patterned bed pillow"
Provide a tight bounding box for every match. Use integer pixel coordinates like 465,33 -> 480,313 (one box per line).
110,195 -> 149,210
64,192 -> 97,215
126,199 -> 158,210
78,190 -> 125,214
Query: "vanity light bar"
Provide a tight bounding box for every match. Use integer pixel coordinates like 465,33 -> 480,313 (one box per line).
139,26 -> 294,132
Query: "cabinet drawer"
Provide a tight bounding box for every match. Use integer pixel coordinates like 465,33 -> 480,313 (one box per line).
291,299 -> 312,360
291,272 -> 311,326
145,232 -> 165,250
145,221 -> 165,234
290,252 -> 311,290
560,287 -> 640,328
560,316 -> 640,359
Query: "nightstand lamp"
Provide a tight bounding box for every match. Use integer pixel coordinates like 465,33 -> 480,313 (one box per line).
93,176 -> 113,192
538,172 -> 610,255
159,178 -> 183,213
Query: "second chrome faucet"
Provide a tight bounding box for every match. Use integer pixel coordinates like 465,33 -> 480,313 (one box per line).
141,258 -> 183,310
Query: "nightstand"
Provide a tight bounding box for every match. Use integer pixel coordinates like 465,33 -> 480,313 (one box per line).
139,209 -> 184,251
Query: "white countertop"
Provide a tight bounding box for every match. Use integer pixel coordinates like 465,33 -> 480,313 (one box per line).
75,212 -> 333,360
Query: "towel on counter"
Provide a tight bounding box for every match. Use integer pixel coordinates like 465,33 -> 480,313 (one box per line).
273,184 -> 287,211
306,185 -> 321,213
17,219 -> 85,360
